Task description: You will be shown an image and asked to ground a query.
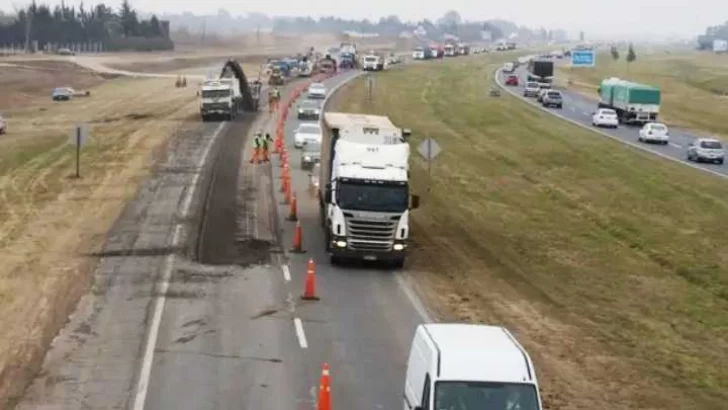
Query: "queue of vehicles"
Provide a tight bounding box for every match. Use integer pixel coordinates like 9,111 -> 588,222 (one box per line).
505,64 -> 725,165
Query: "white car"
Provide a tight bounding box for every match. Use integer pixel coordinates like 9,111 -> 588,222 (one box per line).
293,123 -> 322,148
638,122 -> 669,144
592,108 -> 619,128
307,83 -> 327,99
0,114 -> 6,135
687,138 -> 725,164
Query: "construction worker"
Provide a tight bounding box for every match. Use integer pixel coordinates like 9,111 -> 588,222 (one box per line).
250,131 -> 263,164
268,88 -> 276,113
272,87 -> 281,111
262,132 -> 273,162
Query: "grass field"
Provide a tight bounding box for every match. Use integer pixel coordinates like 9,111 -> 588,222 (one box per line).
556,50 -> 728,137
0,65 -> 199,402
330,57 -> 728,409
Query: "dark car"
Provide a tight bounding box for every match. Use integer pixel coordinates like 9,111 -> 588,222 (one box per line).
297,100 -> 321,120
541,90 -> 563,108
505,75 -> 519,86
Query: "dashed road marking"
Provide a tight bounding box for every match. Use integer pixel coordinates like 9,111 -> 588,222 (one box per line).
282,265 -> 291,282
294,317 -> 308,349
133,121 -> 227,410
669,142 -> 682,149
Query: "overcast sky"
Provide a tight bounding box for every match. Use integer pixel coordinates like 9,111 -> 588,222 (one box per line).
1,0 -> 724,40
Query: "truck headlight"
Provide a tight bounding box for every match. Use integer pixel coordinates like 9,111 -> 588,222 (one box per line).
304,156 -> 311,161
335,241 -> 347,248
393,244 -> 405,251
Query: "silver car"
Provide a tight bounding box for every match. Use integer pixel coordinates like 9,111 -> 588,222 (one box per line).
687,138 -> 724,164
301,140 -> 321,170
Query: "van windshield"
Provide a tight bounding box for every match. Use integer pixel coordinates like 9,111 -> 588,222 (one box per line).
434,381 -> 539,410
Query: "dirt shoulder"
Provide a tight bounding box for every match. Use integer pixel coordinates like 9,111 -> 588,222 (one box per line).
330,56 -> 728,409
0,63 -> 200,406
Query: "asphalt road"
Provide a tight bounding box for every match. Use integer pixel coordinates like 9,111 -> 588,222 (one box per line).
269,70 -> 432,410
495,67 -> 728,179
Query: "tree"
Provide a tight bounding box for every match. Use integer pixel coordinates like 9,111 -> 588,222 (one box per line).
626,43 -> 636,63
610,45 -> 619,61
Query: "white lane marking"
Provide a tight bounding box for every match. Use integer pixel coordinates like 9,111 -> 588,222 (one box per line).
132,121 -> 227,410
294,317 -> 308,348
493,69 -> 728,181
282,264 -> 291,282
396,274 -> 435,323
669,142 -> 682,149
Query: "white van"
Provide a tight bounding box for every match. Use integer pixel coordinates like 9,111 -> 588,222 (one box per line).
502,62 -> 515,73
403,324 -> 542,410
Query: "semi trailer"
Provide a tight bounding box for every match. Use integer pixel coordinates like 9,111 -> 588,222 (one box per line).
597,78 -> 661,125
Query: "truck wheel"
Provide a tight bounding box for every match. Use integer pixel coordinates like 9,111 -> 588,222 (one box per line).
330,255 -> 341,266
201,115 -> 208,122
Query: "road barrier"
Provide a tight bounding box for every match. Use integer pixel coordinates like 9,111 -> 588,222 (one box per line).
302,258 -> 319,301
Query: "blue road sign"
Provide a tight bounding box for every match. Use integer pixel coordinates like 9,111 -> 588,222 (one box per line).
571,49 -> 595,67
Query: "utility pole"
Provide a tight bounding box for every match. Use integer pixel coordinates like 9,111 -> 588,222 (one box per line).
201,18 -> 206,46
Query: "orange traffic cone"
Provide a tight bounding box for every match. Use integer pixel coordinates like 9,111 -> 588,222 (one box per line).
291,221 -> 305,253
284,179 -> 292,205
280,174 -> 288,193
280,152 -> 288,168
287,193 -> 298,221
317,363 -> 331,410
302,258 -> 319,300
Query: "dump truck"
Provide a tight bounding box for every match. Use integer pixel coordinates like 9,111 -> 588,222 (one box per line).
199,78 -> 240,121
443,43 -> 457,57
339,52 -> 356,69
268,66 -> 285,85
318,112 -> 420,268
527,59 -> 554,88
598,78 -> 661,125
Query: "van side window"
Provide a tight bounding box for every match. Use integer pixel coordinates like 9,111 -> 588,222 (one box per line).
421,373 -> 431,410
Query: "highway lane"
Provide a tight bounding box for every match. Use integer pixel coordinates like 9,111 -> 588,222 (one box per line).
272,70 -> 432,410
495,67 -> 728,179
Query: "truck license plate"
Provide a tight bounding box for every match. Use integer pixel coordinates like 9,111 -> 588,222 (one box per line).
363,255 -> 377,261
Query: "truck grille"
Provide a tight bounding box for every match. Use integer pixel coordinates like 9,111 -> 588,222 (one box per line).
345,215 -> 398,252
204,102 -> 229,110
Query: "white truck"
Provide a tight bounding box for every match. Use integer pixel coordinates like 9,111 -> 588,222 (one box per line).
361,53 -> 384,71
443,43 -> 456,57
298,59 -> 314,77
318,112 -> 420,268
199,77 -> 241,121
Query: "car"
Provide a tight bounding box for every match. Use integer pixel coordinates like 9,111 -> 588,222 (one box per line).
638,122 -> 669,144
404,324 -> 543,410
541,90 -> 563,108
591,108 -> 619,128
505,75 -> 519,86
307,83 -> 327,99
51,87 -> 74,101
687,138 -> 724,164
56,48 -> 75,56
300,140 -> 321,170
297,100 -> 321,120
0,114 -> 6,135
523,82 -> 540,98
293,123 -> 322,148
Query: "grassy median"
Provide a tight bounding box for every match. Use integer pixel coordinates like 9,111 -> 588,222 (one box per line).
329,56 -> 728,410
555,50 -> 728,137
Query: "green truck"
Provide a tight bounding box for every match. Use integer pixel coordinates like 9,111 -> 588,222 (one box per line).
597,78 -> 661,125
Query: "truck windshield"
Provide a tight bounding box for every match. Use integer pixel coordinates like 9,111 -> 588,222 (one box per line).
337,181 -> 409,213
202,89 -> 230,98
434,381 -> 539,410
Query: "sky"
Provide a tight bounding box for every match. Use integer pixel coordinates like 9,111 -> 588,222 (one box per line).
1,0 -> 725,40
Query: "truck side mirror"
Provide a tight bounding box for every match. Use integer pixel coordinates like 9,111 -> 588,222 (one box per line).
324,183 -> 332,202
402,128 -> 412,141
410,195 -> 420,210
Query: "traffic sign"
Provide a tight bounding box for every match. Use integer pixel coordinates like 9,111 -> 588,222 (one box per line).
417,137 -> 441,161
571,49 -> 595,67
68,123 -> 90,146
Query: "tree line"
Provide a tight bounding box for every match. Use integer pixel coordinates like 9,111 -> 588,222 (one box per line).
0,0 -> 173,51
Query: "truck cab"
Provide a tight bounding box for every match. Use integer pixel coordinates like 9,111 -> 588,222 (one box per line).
319,113 -> 420,268
362,54 -> 384,71
404,324 -> 542,410
199,80 -> 236,121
